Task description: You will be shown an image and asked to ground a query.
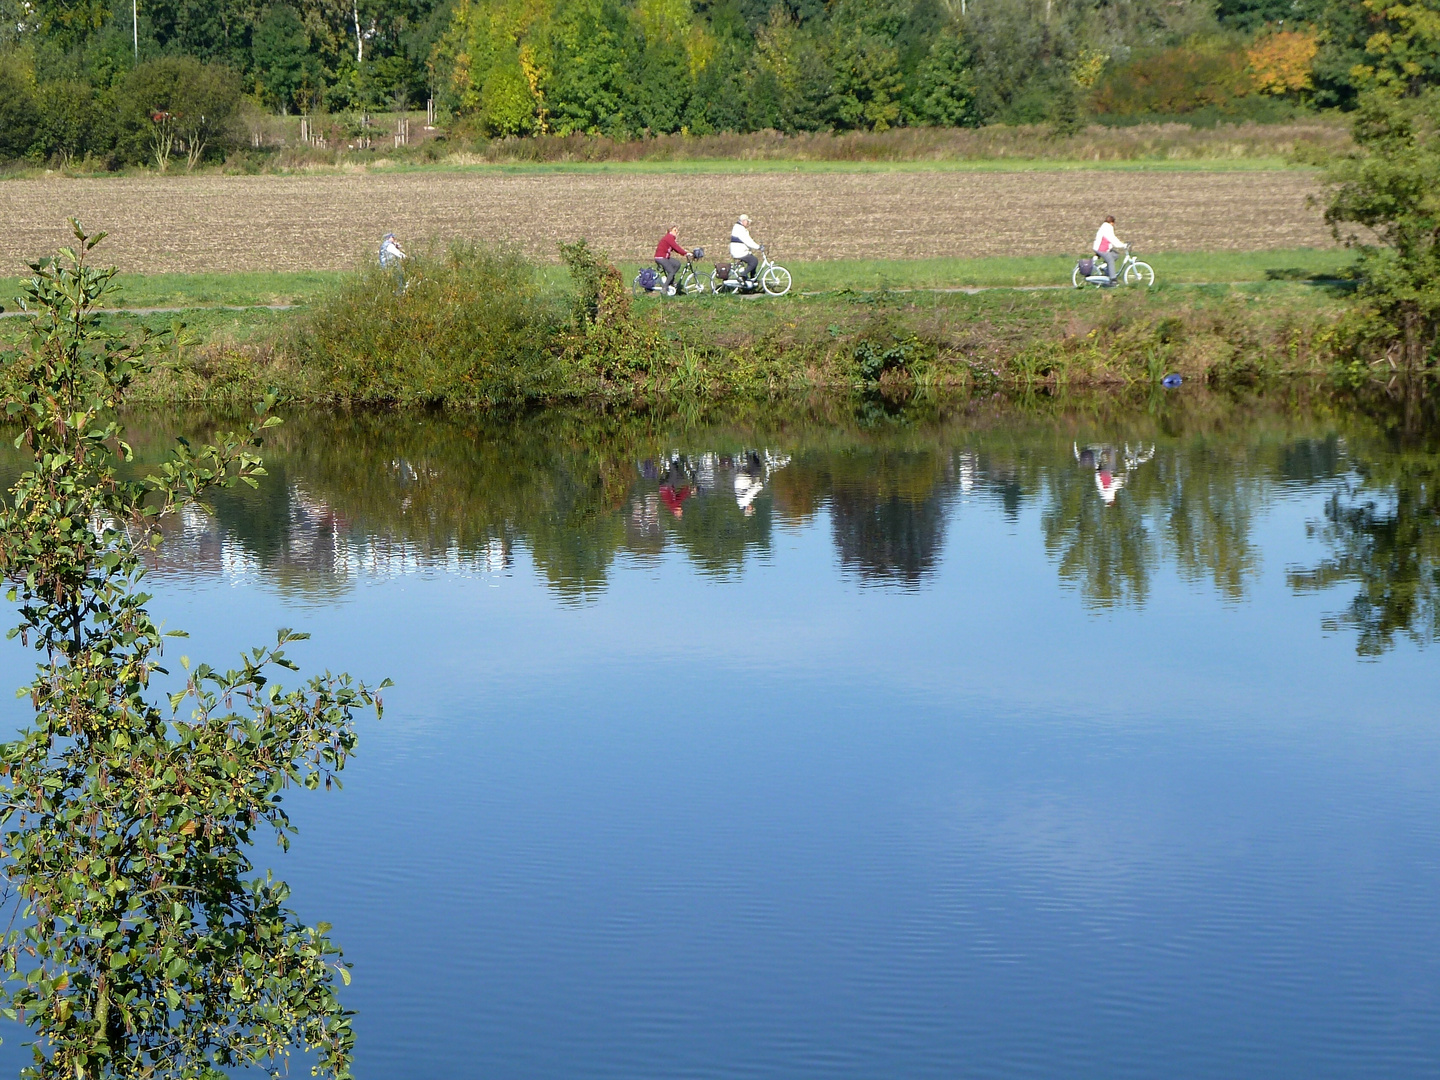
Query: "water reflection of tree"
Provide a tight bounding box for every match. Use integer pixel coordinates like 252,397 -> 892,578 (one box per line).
40,403 -> 1434,654
1289,445 -> 1440,656
1042,464 -> 1157,607
830,478 -> 950,585
1039,436 -> 1302,608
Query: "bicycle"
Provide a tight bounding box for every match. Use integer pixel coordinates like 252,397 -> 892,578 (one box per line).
711,245 -> 792,297
633,248 -> 707,298
1072,247 -> 1155,289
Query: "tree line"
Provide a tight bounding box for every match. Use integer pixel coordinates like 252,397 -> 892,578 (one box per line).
0,0 -> 1429,163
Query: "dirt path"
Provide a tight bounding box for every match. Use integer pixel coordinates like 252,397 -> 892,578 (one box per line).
0,169 -> 1332,274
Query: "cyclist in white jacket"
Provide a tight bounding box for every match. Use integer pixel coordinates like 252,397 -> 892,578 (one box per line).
1093,215 -> 1126,284
730,215 -> 760,280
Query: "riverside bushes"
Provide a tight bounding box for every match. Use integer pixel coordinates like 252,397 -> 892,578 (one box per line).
294,243 -> 568,405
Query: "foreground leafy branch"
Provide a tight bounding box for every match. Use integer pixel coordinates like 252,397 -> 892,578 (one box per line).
0,220 -> 385,1079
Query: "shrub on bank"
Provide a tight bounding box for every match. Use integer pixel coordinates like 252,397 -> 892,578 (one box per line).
293,243 -> 568,405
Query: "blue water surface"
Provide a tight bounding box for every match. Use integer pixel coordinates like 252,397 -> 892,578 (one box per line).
1,401 -> 1437,1078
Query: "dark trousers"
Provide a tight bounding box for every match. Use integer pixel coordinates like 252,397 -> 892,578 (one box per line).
736,253 -> 758,279
1098,250 -> 1118,280
656,257 -> 681,287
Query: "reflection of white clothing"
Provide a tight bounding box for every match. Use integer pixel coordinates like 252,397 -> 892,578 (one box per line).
1093,223 -> 1125,254
734,473 -> 764,510
1095,470 -> 1125,504
730,224 -> 759,260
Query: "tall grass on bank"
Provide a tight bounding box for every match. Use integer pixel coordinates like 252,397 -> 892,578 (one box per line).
293,243 -> 567,405
445,121 -> 1350,166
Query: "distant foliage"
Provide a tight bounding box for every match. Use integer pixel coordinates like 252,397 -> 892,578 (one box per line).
1091,41 -> 1254,116
0,0 -> 1390,159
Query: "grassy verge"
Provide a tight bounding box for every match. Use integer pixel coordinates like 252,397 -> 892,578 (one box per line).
0,249 -> 1352,315
0,271 -> 344,310
752,249 -> 1351,292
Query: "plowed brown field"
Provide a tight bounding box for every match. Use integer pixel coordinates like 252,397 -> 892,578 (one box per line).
0,168 -> 1331,274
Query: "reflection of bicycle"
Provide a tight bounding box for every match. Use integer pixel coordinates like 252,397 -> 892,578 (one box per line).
711,246 -> 792,297
633,248 -> 707,297
1073,248 -> 1155,289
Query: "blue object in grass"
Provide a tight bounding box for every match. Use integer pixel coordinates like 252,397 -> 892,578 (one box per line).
1162,374 -> 1183,389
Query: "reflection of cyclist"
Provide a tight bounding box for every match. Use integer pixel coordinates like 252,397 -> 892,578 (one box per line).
654,227 -> 691,296
1092,216 -> 1126,285
730,214 -> 760,280
734,450 -> 765,517
1074,441 -> 1154,505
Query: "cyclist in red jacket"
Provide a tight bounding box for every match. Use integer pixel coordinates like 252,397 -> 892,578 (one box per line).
654,227 -> 691,295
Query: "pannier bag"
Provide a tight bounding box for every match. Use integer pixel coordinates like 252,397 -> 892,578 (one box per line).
716,264 -> 731,280
1078,257 -> 1095,276
639,267 -> 658,290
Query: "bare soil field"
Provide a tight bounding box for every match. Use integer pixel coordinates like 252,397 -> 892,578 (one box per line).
0,169 -> 1333,274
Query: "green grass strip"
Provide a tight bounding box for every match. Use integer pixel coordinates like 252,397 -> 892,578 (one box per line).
0,248 -> 1352,315
781,248 -> 1352,291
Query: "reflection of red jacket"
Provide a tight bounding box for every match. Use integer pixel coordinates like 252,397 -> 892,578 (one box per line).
655,234 -> 688,259
659,484 -> 692,517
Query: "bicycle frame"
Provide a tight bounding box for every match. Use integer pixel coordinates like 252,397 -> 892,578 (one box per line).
1082,250 -> 1137,283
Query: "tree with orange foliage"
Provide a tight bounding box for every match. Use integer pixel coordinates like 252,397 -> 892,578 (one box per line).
1248,29 -> 1319,96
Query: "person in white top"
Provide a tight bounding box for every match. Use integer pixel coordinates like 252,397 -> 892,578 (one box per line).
379,233 -> 407,291
1092,215 -> 1126,284
729,214 -> 761,280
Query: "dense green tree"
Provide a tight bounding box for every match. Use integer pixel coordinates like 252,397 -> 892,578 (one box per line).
909,26 -> 976,125
0,56 -> 40,158
252,4 -> 320,111
35,79 -> 105,164
543,0 -> 641,133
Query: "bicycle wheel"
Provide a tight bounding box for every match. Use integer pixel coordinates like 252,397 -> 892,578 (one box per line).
1072,264 -> 1085,289
632,271 -> 647,299
681,268 -> 705,295
762,264 -> 792,297
710,271 -> 727,295
1124,261 -> 1155,288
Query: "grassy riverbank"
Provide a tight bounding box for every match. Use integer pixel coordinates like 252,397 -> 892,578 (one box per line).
0,245 -> 1365,406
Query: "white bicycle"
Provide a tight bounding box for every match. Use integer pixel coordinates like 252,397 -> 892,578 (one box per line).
711,246 -> 792,297
1073,248 -> 1155,289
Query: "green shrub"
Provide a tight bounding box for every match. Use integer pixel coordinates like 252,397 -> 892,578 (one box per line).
294,242 -> 568,405
0,55 -> 39,159
116,57 -> 242,169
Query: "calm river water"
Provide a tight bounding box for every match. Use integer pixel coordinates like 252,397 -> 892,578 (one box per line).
2,395 -> 1439,1078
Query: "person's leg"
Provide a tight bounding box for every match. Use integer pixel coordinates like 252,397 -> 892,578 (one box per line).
1101,250 -> 1117,281
741,253 -> 758,279
658,257 -> 680,289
